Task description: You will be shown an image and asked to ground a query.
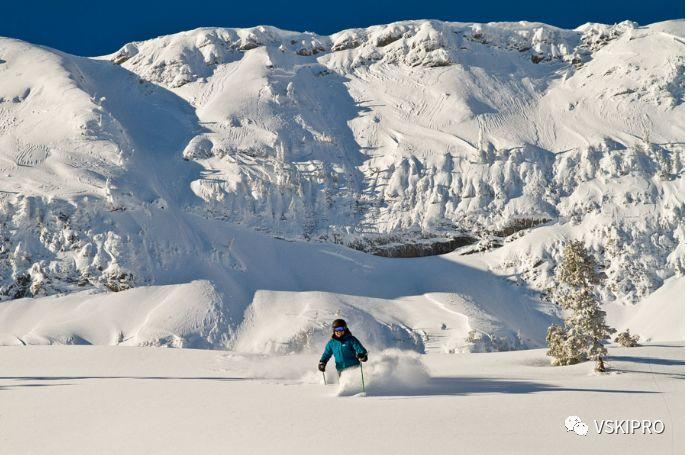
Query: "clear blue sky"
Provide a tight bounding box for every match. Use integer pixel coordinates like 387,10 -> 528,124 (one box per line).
1,0 -> 683,56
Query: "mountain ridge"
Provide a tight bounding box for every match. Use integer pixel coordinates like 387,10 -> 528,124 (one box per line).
0,18 -> 683,349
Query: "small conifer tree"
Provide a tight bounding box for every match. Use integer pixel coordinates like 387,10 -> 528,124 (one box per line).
614,329 -> 640,347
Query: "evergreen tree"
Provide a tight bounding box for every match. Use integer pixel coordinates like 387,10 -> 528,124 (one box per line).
614,329 -> 640,347
546,241 -> 616,371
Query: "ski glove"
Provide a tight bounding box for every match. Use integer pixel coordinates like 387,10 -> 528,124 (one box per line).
357,354 -> 368,362
318,362 -> 327,372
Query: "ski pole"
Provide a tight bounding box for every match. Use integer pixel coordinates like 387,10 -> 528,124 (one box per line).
359,363 -> 366,394
322,370 -> 327,385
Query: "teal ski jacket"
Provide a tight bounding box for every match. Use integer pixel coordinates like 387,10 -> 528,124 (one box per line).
320,331 -> 367,371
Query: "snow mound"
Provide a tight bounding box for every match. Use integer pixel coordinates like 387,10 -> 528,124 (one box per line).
336,349 -> 431,396
234,291 -> 424,354
0,280 -> 229,348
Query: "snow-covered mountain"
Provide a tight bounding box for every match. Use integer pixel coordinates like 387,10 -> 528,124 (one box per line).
0,19 -> 683,350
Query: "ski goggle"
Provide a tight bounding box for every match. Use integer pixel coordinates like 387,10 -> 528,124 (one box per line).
333,327 -> 346,332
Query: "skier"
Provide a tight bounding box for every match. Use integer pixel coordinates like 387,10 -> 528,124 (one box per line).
318,319 -> 368,376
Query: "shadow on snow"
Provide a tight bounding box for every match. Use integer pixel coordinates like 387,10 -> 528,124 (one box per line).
361,376 -> 660,398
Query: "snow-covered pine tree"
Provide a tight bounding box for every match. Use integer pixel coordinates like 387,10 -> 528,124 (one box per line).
614,329 -> 640,347
545,324 -> 567,363
546,240 -> 616,371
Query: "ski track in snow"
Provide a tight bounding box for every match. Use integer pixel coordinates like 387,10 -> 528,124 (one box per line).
0,343 -> 682,454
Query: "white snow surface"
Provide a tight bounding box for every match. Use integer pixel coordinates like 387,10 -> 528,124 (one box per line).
0,343 -> 683,454
0,19 -> 684,349
606,275 -> 685,342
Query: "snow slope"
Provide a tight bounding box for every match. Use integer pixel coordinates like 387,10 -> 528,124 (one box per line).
0,343 -> 682,455
606,275 -> 685,342
0,223 -> 557,352
0,19 -> 683,348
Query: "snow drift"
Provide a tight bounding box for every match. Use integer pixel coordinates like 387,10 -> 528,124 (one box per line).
0,280 -> 228,348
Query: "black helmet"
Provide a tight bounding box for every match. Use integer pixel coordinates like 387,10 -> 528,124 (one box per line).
332,319 -> 347,330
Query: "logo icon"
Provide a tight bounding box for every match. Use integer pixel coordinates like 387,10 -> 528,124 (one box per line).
565,416 -> 589,436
